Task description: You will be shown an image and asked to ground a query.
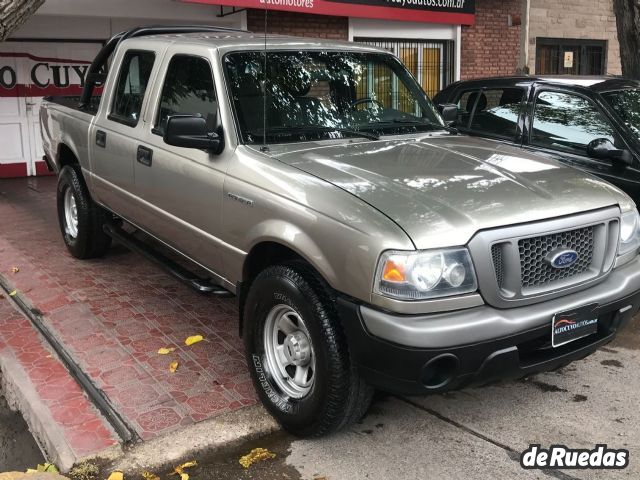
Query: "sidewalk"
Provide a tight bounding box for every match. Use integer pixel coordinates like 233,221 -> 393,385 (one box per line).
0,177 -> 267,469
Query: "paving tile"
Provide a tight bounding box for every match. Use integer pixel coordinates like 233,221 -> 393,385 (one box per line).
0,177 -> 256,444
0,297 -> 118,459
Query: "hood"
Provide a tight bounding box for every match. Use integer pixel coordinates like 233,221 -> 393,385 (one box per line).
270,133 -> 632,250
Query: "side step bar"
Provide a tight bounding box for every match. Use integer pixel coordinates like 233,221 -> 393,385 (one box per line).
103,224 -> 233,297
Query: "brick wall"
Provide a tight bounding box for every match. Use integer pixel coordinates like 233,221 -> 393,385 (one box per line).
247,9 -> 348,40
528,0 -> 621,75
460,0 -> 522,80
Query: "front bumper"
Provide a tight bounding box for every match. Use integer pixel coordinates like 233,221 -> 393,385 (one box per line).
337,256 -> 640,395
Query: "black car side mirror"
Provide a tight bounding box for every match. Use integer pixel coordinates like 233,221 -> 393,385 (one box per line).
587,138 -> 633,167
438,103 -> 458,125
164,115 -> 222,152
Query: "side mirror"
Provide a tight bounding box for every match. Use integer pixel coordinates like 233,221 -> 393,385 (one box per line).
164,115 -> 222,152
438,103 -> 458,125
587,138 -> 633,167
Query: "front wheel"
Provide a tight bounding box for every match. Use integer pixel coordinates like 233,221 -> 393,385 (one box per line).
243,264 -> 373,437
56,165 -> 111,259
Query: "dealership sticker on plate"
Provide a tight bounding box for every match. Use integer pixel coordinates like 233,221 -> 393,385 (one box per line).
551,303 -> 599,347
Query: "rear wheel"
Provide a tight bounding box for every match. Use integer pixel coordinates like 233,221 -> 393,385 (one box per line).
243,263 -> 373,437
56,165 -> 111,259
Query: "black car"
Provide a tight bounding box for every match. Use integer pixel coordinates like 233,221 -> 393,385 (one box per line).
434,76 -> 640,203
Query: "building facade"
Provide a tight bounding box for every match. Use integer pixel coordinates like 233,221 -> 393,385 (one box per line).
526,0 -> 621,76
0,0 -> 625,177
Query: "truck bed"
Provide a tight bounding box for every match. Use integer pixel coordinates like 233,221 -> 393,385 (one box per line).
43,95 -> 101,115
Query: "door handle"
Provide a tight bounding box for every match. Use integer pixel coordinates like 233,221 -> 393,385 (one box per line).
96,130 -> 106,148
137,145 -> 153,167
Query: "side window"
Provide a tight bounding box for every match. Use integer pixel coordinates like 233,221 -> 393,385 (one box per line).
155,55 -> 218,134
531,91 -> 616,155
110,50 -> 155,126
469,88 -> 524,139
455,90 -> 478,128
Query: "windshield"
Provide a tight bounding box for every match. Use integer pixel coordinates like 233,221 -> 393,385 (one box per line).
224,50 -> 445,144
602,89 -> 640,142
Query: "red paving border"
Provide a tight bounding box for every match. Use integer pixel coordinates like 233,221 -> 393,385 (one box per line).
0,177 -> 256,441
0,294 -> 119,460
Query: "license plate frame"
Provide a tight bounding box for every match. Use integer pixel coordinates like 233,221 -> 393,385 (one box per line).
551,303 -> 599,348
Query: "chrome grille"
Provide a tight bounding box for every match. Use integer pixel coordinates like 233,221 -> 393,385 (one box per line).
518,226 -> 594,289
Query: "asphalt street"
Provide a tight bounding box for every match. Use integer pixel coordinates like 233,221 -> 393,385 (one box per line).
182,318 -> 640,480
0,395 -> 44,472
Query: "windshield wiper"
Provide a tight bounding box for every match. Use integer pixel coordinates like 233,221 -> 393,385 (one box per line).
390,118 -> 458,134
248,125 -> 379,141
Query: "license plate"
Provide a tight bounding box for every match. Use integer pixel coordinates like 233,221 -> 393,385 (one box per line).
551,304 -> 599,348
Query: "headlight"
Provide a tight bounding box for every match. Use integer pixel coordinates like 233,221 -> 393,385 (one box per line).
374,248 -> 477,300
618,209 -> 640,256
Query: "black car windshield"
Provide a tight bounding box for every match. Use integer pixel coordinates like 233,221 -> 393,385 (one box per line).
602,89 -> 640,142
224,50 -> 445,144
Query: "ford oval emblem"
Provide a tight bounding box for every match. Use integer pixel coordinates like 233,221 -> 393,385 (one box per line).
545,249 -> 579,269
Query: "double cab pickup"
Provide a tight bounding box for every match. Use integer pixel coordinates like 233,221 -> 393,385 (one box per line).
41,26 -> 640,437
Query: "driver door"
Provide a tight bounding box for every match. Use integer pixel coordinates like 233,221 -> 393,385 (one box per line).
522,88 -> 640,202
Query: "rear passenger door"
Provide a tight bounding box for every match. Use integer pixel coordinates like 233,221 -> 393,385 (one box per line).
132,51 -> 230,275
90,49 -> 157,219
523,88 -> 640,197
453,87 -> 526,145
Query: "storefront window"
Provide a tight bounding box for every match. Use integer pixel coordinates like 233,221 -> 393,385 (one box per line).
354,38 -> 454,99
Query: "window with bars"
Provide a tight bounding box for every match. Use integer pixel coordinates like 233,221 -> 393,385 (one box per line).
353,38 -> 455,99
536,38 -> 606,76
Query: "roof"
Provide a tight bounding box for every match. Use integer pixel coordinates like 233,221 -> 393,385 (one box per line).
121,31 -> 386,54
447,75 -> 640,93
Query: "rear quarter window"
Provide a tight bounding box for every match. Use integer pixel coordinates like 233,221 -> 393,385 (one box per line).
109,50 -> 156,127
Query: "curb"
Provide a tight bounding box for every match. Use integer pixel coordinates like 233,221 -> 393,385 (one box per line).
105,404 -> 279,473
0,352 -> 79,472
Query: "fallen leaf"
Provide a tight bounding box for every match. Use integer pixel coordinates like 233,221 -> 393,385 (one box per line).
158,347 -> 176,355
37,463 -> 59,473
9,290 -> 16,297
169,361 -> 179,373
142,471 -> 160,480
11,266 -> 19,273
172,460 -> 197,479
184,335 -> 203,346
239,448 -> 276,469
108,471 -> 124,480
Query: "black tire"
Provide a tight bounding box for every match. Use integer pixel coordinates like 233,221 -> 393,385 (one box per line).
56,165 -> 112,259
243,263 -> 373,437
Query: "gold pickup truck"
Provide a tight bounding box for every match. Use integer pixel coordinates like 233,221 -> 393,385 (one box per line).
41,26 -> 640,437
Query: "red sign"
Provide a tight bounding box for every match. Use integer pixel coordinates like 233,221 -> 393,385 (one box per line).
0,52 -> 91,98
184,0 -> 475,25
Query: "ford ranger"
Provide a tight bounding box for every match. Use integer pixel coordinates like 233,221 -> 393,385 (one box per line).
40,26 -> 640,437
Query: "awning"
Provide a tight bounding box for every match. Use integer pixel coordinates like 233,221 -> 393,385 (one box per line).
184,0 -> 475,25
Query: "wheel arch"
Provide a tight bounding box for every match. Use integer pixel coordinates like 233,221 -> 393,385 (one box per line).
238,237 -> 337,335
57,142 -> 81,170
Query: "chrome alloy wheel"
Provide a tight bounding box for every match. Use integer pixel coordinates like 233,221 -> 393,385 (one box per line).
63,187 -> 79,238
263,304 -> 315,399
